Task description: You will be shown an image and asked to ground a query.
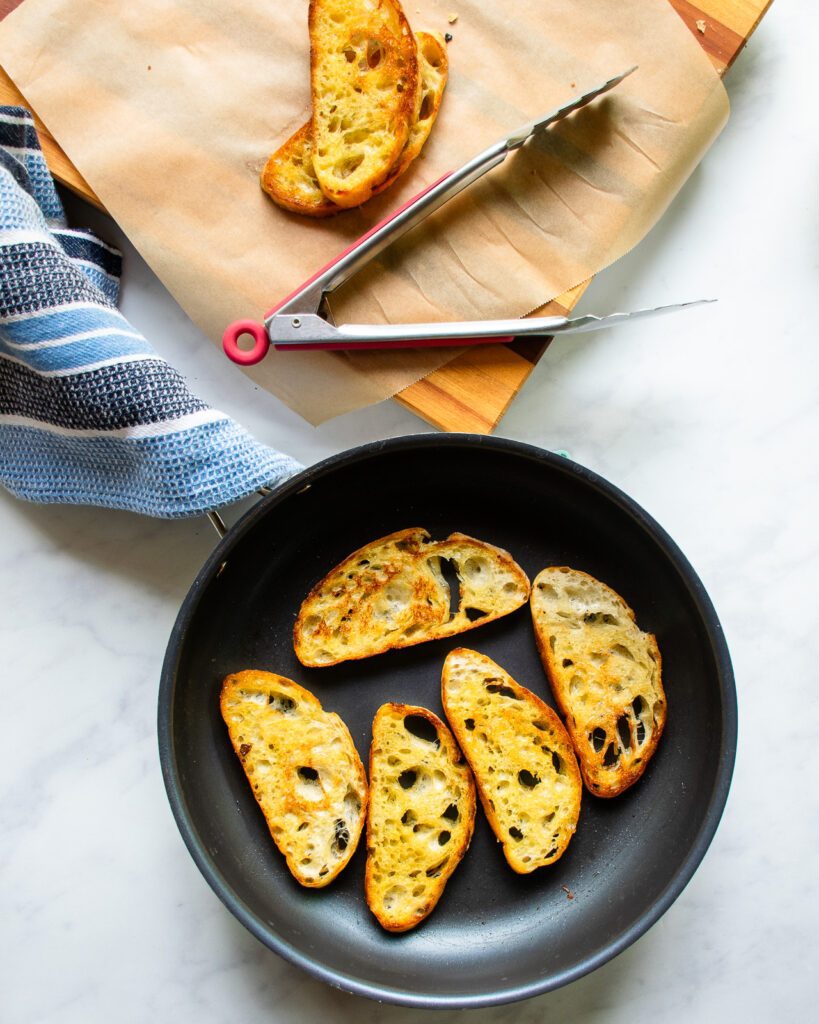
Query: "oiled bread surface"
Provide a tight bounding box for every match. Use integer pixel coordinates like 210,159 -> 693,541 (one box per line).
530,567 -> 667,798
220,670 -> 367,886
294,527 -> 530,666
309,0 -> 418,207
365,703 -> 475,931
442,649 -> 582,873
261,32 -> 447,217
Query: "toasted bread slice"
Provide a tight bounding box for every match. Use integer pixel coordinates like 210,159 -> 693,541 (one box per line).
380,30 -> 448,182
220,670 -> 367,887
365,703 -> 475,931
293,527 -> 530,667
309,0 -> 419,208
261,32 -> 447,217
261,123 -> 333,218
530,567 -> 667,798
441,649 -> 582,873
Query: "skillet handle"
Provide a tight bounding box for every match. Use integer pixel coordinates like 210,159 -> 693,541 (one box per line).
205,485 -> 275,539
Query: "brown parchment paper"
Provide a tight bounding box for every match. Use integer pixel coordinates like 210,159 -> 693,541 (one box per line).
0,0 -> 727,424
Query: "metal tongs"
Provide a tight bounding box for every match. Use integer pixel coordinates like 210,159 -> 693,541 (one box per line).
223,67 -> 711,364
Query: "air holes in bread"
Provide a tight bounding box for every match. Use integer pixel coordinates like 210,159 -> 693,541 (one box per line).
419,91 -> 434,120
484,679 -> 520,700
403,714 -> 439,746
366,40 -> 383,68
464,718 -> 475,731
465,607 -> 487,622
518,770 -> 540,789
333,153 -> 364,179
438,830 -> 451,846
268,692 -> 296,713
590,728 -> 607,753
420,36 -> 442,66
401,809 -> 415,825
426,858 -> 449,878
302,615 -> 321,636
297,766 -> 319,782
436,556 -> 461,619
398,769 -> 417,789
333,819 -> 350,854
462,556 -> 488,580
343,786 -> 360,819
508,826 -> 524,841
442,803 -> 459,822
617,715 -> 632,750
603,743 -> 619,767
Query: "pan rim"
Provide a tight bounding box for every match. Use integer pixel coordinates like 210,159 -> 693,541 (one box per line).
157,432 -> 737,1009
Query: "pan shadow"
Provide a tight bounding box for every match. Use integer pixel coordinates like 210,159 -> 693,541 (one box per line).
204,876 -> 657,1021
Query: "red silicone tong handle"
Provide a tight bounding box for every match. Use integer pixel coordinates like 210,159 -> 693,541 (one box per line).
222,173 -> 453,364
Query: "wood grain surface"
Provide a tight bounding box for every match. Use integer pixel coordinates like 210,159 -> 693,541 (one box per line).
0,0 -> 772,431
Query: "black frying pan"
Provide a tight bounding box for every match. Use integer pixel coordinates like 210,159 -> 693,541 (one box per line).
158,434 -> 736,1008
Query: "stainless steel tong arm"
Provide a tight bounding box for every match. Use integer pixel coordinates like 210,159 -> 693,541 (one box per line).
272,67 -> 637,323
270,300 -> 714,348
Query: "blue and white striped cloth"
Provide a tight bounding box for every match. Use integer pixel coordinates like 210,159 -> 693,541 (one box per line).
0,107 -> 302,518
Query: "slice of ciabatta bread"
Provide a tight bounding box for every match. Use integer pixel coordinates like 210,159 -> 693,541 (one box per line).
220,670 -> 367,887
309,0 -> 419,207
441,649 -> 582,873
365,703 -> 475,931
378,30 -> 447,184
293,527 -> 530,667
530,567 -> 667,798
261,31 -> 447,217
261,122 -> 332,218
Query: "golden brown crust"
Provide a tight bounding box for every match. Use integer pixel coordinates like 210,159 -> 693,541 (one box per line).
293,527 -> 530,667
530,567 -> 667,798
260,123 -> 338,218
442,649 -> 582,873
220,670 -> 368,887
365,702 -> 475,931
262,32 -> 446,217
308,0 -> 419,208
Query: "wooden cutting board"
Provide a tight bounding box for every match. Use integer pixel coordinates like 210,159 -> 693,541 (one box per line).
0,0 -> 771,431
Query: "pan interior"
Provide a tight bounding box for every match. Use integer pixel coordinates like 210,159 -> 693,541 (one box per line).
163,440 -> 733,1005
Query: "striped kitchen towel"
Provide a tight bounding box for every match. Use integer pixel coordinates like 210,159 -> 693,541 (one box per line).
0,107 -> 302,518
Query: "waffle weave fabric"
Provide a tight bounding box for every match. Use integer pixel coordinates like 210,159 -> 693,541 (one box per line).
0,107 -> 302,518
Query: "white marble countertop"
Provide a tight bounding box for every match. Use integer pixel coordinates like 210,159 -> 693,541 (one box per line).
2,6 -> 817,1022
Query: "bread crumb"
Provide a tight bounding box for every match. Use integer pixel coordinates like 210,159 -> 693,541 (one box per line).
570,81 -> 576,88
448,13 -> 458,24
696,19 -> 706,33
562,884 -> 575,900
